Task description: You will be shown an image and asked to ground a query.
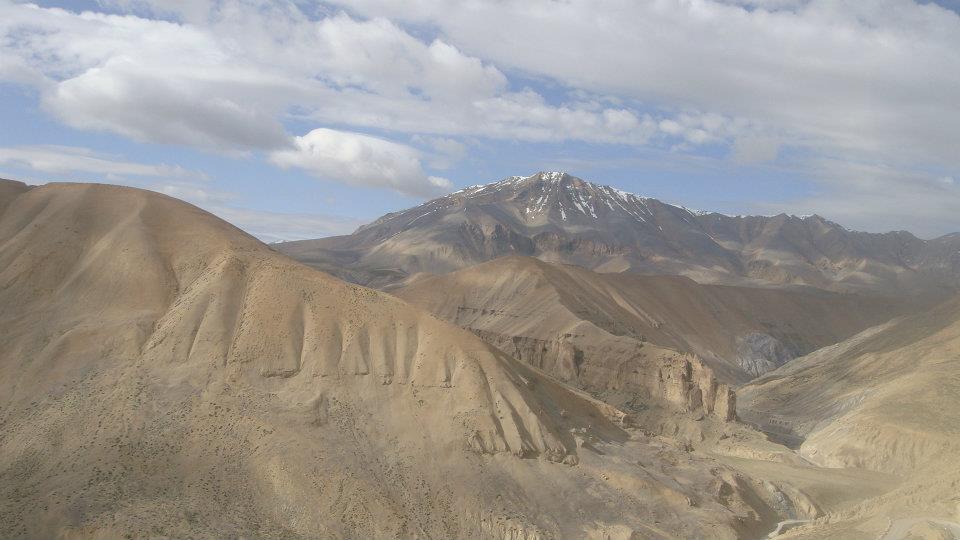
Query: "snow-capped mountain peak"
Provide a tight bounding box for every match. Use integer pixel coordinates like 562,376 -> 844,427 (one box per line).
450,171 -> 663,223
280,171 -> 959,294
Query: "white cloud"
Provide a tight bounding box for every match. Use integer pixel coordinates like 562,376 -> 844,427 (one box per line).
145,180 -> 361,243
44,57 -> 291,151
99,0 -> 220,24
312,13 -> 508,102
148,182 -> 363,243
0,4 -> 294,152
413,136 -> 468,170
152,181 -> 235,205
270,128 -> 452,197
732,136 -> 782,164
337,0 -> 960,167
759,158 -> 960,238
146,180 -> 362,243
1,0 -> 959,233
0,145 -> 206,180
0,142 -> 357,243
0,1 -> 695,155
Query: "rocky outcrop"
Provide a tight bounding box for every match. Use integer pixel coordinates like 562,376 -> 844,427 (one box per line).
468,329 -> 735,421
735,332 -> 796,377
654,355 -> 737,421
459,222 -> 535,260
532,232 -> 627,257
471,330 -> 584,381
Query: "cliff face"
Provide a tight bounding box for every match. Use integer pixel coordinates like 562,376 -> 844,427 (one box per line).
472,330 -> 585,382
735,332 -> 796,377
656,355 -> 737,422
469,329 -> 734,421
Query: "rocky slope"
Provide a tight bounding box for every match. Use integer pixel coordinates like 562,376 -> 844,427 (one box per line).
738,295 -> 960,537
395,256 -> 907,383
471,326 -> 737,422
277,171 -> 960,296
0,179 -> 794,539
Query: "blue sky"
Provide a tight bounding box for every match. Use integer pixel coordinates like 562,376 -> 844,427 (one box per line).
1,0 -> 958,240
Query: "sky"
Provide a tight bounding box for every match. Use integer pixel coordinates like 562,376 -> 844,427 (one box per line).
1,0 -> 958,241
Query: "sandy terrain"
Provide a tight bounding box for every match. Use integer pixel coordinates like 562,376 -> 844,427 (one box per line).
0,180 -> 790,539
739,295 -> 960,538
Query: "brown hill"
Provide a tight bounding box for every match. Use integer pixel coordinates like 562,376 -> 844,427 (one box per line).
277,172 -> 960,296
738,295 -> 960,537
395,256 -> 908,384
0,179 -> 795,539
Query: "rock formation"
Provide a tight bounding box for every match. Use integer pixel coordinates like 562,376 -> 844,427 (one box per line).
656,355 -> 737,421
470,327 -> 735,421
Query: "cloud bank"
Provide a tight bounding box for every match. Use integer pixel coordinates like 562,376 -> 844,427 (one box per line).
1,0 -> 958,233
270,128 -> 451,198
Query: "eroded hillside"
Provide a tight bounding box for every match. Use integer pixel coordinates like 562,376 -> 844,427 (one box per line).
396,256 -> 907,384
0,180 -> 792,539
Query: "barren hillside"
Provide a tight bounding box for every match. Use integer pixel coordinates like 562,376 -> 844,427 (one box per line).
738,296 -> 960,537
396,256 -> 908,383
0,179 -> 790,539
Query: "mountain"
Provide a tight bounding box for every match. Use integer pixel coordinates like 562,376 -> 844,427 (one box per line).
395,256 -> 909,385
277,171 -> 960,296
0,179 -> 799,539
737,295 -> 960,537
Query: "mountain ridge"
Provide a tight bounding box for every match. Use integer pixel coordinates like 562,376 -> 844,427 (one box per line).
395,255 -> 911,384
278,171 -> 960,294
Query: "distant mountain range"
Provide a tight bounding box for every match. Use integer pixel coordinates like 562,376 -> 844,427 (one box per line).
277,171 -> 960,296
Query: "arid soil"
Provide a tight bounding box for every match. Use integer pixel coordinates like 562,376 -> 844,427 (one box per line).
395,255 -> 909,382
0,180 -> 790,539
739,297 -> 960,538
1,179 -> 956,539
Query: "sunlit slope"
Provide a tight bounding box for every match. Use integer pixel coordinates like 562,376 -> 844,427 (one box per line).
739,296 -> 960,529
0,180 -> 782,539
